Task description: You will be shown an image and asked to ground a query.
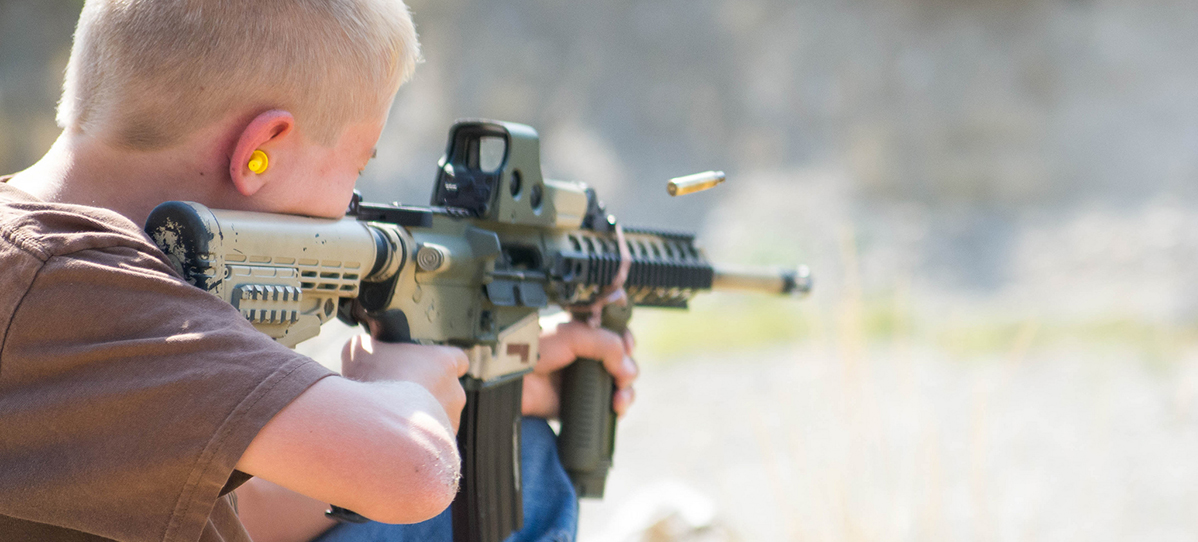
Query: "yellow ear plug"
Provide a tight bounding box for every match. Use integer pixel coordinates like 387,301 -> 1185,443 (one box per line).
247,150 -> 269,174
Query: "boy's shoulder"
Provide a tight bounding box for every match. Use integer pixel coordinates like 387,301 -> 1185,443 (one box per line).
0,178 -> 330,542
0,177 -> 163,263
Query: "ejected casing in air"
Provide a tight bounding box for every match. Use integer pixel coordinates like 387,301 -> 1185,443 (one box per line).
667,171 -> 726,196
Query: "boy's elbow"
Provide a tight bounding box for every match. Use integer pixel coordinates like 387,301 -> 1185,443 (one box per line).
362,481 -> 458,524
372,457 -> 460,523
353,422 -> 461,524
245,378 -> 462,524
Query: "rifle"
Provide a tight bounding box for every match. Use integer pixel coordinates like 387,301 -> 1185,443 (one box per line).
145,119 -> 811,542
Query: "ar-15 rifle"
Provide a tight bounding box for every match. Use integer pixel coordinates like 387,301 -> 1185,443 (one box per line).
145,120 -> 811,542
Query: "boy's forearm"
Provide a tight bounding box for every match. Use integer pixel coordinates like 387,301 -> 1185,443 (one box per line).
237,377 -> 460,525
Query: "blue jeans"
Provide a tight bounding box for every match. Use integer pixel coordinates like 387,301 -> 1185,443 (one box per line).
314,417 -> 578,542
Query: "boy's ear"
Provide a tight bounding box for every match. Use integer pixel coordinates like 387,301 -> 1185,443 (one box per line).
230,110 -> 295,197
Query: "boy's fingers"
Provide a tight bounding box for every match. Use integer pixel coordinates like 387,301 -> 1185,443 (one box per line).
611,356 -> 638,390
547,321 -> 628,378
613,387 -> 636,417
403,343 -> 469,378
449,347 -> 470,377
621,329 -> 636,356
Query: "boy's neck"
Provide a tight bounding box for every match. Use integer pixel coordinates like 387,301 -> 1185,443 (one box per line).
8,128 -> 234,226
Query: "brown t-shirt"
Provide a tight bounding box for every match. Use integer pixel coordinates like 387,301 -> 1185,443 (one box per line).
0,181 -> 335,541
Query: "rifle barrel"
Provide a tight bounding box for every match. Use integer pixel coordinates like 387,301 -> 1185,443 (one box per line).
711,264 -> 812,297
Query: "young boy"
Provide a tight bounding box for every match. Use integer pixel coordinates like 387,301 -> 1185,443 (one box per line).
0,1 -> 637,541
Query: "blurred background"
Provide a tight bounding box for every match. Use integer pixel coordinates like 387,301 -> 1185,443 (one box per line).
6,0 -> 1198,539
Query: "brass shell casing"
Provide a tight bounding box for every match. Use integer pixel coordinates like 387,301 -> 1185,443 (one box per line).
667,171 -> 726,196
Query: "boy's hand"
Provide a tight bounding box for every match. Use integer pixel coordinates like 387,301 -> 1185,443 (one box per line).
523,320 -> 638,419
341,335 -> 469,432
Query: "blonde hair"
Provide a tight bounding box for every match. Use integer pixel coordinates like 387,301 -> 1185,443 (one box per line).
58,0 -> 420,150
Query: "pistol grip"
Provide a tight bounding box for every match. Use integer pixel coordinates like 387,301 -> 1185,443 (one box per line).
363,308 -> 414,343
557,358 -> 617,498
558,303 -> 630,498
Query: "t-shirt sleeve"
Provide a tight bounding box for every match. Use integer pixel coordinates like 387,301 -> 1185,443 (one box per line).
0,244 -> 335,542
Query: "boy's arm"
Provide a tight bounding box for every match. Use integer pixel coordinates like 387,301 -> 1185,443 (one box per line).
236,325 -> 634,542
236,342 -> 469,525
